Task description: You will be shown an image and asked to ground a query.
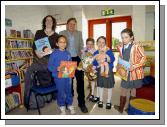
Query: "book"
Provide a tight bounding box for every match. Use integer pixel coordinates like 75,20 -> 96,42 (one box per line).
16,31 -> 21,38
23,29 -> 34,38
35,37 -> 52,56
58,61 -> 77,78
5,50 -> 12,60
115,63 -> 128,81
10,29 -> 17,37
5,78 -> 12,88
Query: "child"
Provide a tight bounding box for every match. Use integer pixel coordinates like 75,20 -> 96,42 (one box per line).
93,36 -> 115,109
48,35 -> 75,115
81,38 -> 96,102
115,28 -> 146,113
94,45 -> 110,77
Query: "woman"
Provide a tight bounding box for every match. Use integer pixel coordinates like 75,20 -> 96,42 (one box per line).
24,15 -> 59,108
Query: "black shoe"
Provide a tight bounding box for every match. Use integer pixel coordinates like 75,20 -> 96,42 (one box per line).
93,97 -> 100,102
79,105 -> 88,113
98,101 -> 103,108
106,103 -> 112,109
89,95 -> 94,102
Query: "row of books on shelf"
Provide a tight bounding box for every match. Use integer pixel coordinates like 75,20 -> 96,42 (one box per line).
6,29 -> 34,38
5,50 -> 33,60
6,39 -> 33,49
6,62 -> 19,71
5,92 -> 21,113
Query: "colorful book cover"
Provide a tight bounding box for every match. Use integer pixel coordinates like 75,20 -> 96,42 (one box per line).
35,37 -> 52,56
58,61 -> 77,78
116,64 -> 128,81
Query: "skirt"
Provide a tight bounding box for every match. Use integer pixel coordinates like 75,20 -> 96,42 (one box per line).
97,68 -> 115,88
121,72 -> 143,89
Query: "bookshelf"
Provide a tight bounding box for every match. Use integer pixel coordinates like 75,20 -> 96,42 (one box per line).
5,37 -> 34,114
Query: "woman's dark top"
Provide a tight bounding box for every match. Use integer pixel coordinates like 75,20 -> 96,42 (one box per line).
32,30 -> 59,64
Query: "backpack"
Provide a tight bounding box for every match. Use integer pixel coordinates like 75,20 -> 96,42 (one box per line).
24,70 -> 56,109
34,70 -> 53,87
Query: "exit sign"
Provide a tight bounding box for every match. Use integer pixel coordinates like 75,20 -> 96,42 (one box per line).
101,9 -> 114,16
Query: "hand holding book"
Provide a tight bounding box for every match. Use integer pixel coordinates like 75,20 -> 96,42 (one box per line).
118,57 -> 130,71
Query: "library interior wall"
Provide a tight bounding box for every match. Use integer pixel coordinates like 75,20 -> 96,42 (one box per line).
5,5 -> 48,35
5,5 -> 154,42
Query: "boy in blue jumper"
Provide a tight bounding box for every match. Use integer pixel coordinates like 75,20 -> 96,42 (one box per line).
48,35 -> 75,115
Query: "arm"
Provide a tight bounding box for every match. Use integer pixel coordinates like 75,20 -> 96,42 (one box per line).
78,32 -> 84,57
106,50 -> 115,64
131,45 -> 146,70
92,51 -> 99,68
48,52 -> 59,75
33,30 -> 45,58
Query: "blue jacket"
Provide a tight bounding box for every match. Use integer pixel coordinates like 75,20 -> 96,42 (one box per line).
48,49 -> 71,78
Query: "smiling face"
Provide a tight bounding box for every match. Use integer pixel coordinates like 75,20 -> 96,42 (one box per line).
56,37 -> 67,51
67,20 -> 76,33
86,41 -> 94,50
121,32 -> 133,45
45,16 -> 53,29
97,38 -> 106,50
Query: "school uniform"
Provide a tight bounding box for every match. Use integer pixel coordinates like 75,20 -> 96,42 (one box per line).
120,43 -> 144,89
93,49 -> 115,88
48,49 -> 73,107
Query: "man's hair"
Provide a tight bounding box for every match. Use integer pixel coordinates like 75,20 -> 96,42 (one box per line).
67,17 -> 77,24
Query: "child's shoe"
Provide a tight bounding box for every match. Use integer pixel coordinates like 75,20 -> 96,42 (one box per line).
92,96 -> 100,102
106,103 -> 112,109
89,95 -> 94,102
60,106 -> 66,115
68,105 -> 76,115
98,101 -> 103,108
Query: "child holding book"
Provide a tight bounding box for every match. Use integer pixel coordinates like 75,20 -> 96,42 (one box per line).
48,35 -> 75,115
115,28 -> 146,113
92,36 -> 115,109
81,38 -> 96,102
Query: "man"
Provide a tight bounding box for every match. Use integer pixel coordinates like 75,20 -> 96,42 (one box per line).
60,18 -> 88,113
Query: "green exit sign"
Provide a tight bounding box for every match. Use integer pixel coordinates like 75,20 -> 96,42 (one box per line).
101,9 -> 114,16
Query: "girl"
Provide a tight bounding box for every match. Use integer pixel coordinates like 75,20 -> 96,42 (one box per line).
81,38 -> 96,102
93,36 -> 115,109
116,28 -> 146,113
48,35 -> 75,115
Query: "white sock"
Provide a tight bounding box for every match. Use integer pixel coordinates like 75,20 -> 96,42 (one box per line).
96,87 -> 100,97
99,87 -> 104,101
107,88 -> 112,103
91,81 -> 95,95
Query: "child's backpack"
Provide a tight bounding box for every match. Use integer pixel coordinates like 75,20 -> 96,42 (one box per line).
33,70 -> 53,87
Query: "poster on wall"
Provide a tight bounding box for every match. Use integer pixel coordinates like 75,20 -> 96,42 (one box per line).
5,18 -> 12,27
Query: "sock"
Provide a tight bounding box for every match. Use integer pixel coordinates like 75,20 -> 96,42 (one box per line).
99,87 -> 104,101
91,81 -> 95,95
107,88 -> 112,103
96,87 -> 100,97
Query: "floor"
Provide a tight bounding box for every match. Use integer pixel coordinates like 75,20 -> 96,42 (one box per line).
6,75 -> 129,115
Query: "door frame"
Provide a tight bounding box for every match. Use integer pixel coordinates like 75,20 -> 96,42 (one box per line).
88,16 -> 132,49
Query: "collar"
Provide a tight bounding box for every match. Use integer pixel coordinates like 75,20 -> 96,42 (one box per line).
124,42 -> 131,49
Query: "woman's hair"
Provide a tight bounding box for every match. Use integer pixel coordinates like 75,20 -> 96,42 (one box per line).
67,17 -> 77,24
56,35 -> 68,44
42,15 -> 57,31
121,28 -> 134,40
86,38 -> 95,45
96,36 -> 106,44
